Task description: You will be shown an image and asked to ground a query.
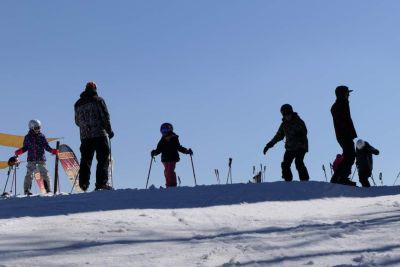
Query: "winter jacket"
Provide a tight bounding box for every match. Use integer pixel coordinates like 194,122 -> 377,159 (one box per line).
20,130 -> 54,162
268,113 -> 308,152
331,98 -> 357,141
74,90 -> 113,140
153,133 -> 189,162
356,142 -> 379,173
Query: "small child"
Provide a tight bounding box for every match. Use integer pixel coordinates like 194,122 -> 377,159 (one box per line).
151,123 -> 193,187
15,120 -> 58,195
355,139 -> 379,187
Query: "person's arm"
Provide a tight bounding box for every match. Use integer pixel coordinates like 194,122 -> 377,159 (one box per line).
15,136 -> 28,155
176,137 -> 190,154
97,98 -> 113,137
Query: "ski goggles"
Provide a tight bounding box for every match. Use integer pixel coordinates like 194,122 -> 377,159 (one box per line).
161,128 -> 172,135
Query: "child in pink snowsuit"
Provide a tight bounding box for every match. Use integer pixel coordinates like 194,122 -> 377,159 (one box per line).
151,123 -> 192,187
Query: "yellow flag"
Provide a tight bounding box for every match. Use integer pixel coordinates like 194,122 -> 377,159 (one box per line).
0,133 -> 60,148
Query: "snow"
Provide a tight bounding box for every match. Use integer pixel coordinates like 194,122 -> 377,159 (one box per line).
0,181 -> 400,266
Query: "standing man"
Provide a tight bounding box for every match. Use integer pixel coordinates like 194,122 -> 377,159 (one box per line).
74,81 -> 114,191
330,85 -> 357,186
263,104 -> 310,182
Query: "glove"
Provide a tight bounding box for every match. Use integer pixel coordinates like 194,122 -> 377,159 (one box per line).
151,150 -> 157,157
263,142 -> 273,155
51,149 -> 59,155
108,131 -> 114,139
187,148 -> 193,155
15,148 -> 24,156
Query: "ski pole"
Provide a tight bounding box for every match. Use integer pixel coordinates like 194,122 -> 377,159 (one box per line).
379,172 -> 383,186
2,166 -> 12,196
226,158 -> 232,184
371,173 -> 377,186
263,166 -> 266,182
393,171 -> 400,186
145,156 -> 155,189
329,163 -> 333,176
70,172 -> 79,194
322,165 -> 327,182
190,154 -> 197,186
109,138 -> 113,187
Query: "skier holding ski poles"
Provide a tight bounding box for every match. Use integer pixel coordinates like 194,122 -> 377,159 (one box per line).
355,139 -> 380,187
15,120 -> 58,195
151,123 -> 193,188
263,104 -> 310,182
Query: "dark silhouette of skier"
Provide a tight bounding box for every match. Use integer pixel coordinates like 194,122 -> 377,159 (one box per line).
330,85 -> 357,186
263,104 -> 309,182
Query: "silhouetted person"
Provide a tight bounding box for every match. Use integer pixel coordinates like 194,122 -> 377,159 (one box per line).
75,81 -> 114,191
356,139 -> 379,187
330,85 -> 357,186
263,104 -> 309,182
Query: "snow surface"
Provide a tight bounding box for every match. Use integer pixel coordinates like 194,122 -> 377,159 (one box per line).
0,181 -> 400,267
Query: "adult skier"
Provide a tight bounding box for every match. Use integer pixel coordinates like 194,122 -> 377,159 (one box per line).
263,104 -> 310,182
15,120 -> 58,195
355,139 -> 379,187
330,85 -> 357,186
74,81 -> 114,191
151,123 -> 193,187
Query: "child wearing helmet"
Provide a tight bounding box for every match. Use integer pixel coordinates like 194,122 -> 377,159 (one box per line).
151,123 -> 193,187
15,120 -> 58,195
355,139 -> 380,187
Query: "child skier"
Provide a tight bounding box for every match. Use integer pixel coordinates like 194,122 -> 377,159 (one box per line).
355,139 -> 380,187
15,120 -> 58,195
151,123 -> 193,187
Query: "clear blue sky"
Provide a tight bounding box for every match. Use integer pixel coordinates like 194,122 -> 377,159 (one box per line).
1,1 -> 400,193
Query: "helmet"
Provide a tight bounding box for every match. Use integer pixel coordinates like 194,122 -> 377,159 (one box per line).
28,119 -> 41,130
356,139 -> 365,150
280,104 -> 293,116
8,156 -> 19,167
85,81 -> 97,91
160,122 -> 173,135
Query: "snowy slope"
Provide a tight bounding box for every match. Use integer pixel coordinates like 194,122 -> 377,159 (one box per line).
0,181 -> 399,267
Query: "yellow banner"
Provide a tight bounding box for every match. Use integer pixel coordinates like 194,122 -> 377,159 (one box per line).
0,161 -> 8,169
0,133 -> 60,148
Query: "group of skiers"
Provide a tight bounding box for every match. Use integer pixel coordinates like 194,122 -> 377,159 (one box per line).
263,85 -> 379,187
12,82 -> 379,195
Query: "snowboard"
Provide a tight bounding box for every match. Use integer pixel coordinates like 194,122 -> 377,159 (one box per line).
34,171 -> 47,194
58,144 -> 82,193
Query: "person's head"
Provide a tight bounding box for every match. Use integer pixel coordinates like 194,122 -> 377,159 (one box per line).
85,81 -> 97,91
28,119 -> 41,133
280,104 -> 294,120
335,85 -> 352,99
160,122 -> 173,137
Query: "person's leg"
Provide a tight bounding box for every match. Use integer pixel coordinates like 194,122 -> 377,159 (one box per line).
37,161 -> 51,192
95,136 -> 111,189
163,162 -> 177,187
79,139 -> 96,191
281,151 -> 296,181
331,139 -> 355,183
24,162 -> 36,193
358,169 -> 371,187
294,150 -> 310,181
340,139 -> 356,180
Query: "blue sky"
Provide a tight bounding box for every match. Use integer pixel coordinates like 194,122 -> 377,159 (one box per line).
1,1 -> 400,193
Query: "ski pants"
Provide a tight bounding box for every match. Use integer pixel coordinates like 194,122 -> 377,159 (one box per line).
331,138 -> 355,183
24,161 -> 51,192
79,136 -> 110,189
163,161 -> 177,187
281,149 -> 309,181
358,169 -> 372,187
